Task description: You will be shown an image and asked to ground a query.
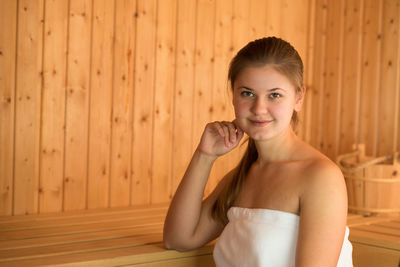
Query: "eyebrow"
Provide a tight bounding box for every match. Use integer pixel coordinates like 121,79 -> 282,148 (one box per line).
240,86 -> 285,92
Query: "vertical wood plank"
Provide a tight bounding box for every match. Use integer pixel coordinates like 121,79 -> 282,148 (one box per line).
265,0 -> 281,36
303,0 -> 316,144
63,0 -> 92,211
377,0 -> 399,156
131,0 -> 157,205
249,0 -> 267,40
279,0 -> 309,58
151,0 -> 177,203
171,0 -> 196,198
39,0 -> 69,213
397,0 -> 400,153
338,0 -> 363,155
87,0 -> 115,209
207,0 -> 235,195
358,0 -> 382,157
109,0 -> 136,207
309,0 -> 328,150
13,0 -> 44,215
320,0 -> 344,159
232,0 -> 249,53
230,0 -> 250,164
278,0 -> 310,140
0,0 -> 17,215
192,0 -> 216,154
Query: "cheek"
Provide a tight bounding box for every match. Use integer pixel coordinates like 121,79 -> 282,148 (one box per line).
233,101 -> 248,118
269,102 -> 295,119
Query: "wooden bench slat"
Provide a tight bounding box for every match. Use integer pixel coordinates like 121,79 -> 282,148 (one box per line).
0,243 -> 214,267
372,221 -> 400,229
347,216 -> 393,227
0,233 -> 163,262
0,216 -> 165,241
0,224 -> 163,250
124,254 -> 215,267
351,242 -> 400,267
0,205 -> 399,267
346,213 -> 363,220
349,229 -> 400,250
0,209 -> 167,232
0,204 -> 168,223
352,224 -> 400,237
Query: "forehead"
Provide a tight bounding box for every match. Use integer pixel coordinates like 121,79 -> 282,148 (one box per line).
234,66 -> 295,92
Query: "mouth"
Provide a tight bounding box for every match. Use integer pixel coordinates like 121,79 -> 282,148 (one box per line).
248,119 -> 273,127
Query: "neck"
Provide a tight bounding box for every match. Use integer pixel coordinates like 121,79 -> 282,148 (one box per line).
253,127 -> 299,165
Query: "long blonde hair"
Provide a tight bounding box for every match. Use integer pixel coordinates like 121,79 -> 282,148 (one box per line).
211,37 -> 304,224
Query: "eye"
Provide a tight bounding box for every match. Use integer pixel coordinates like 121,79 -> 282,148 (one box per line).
240,91 -> 254,97
269,92 -> 281,99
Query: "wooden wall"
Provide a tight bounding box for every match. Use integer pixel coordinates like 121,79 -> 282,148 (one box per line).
0,0 -> 398,215
308,0 -> 400,160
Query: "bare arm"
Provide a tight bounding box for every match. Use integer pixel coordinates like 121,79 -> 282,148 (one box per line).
163,121 -> 243,251
295,162 -> 348,266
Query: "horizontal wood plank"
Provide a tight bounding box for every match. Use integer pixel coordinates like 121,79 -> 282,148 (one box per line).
0,243 -> 214,267
352,242 -> 400,267
0,204 -> 399,266
0,207 -> 167,231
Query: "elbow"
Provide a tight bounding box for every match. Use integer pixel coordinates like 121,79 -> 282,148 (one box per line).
163,232 -> 197,252
163,234 -> 178,250
163,239 -> 193,252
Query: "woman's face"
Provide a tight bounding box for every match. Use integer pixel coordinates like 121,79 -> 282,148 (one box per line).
232,65 -> 303,141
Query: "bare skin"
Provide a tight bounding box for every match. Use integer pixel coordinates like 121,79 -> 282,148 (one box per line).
163,66 -> 348,267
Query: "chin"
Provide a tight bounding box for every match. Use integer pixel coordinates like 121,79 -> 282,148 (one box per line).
241,127 -> 273,141
247,132 -> 275,141
241,124 -> 289,141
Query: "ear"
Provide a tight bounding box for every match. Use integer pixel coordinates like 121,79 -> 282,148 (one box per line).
294,86 -> 306,112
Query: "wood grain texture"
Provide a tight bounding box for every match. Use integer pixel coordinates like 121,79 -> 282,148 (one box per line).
192,0 -> 216,154
320,0 -> 344,159
87,0 -> 115,209
171,0 -> 196,198
358,0 -> 382,157
377,0 -> 400,155
13,0 -> 44,215
39,0 -> 69,213
131,0 -> 157,205
64,0 -> 92,211
207,0 -> 235,195
109,0 -> 136,207
338,0 -> 363,155
0,205 -> 398,266
151,0 -> 177,203
0,0 -> 17,216
309,0 -> 328,150
1,0 -> 399,213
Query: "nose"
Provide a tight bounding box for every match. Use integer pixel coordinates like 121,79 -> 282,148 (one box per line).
250,97 -> 268,115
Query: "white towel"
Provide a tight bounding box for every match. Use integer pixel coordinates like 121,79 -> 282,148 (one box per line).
213,207 -> 353,267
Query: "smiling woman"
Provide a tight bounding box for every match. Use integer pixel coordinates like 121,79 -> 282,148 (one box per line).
164,37 -> 354,267
232,66 -> 303,141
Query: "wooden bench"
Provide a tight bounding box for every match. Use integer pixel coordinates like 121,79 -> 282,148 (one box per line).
348,214 -> 400,266
0,204 -> 214,266
0,205 -> 399,266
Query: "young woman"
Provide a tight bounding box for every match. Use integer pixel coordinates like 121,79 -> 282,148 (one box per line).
163,37 -> 353,267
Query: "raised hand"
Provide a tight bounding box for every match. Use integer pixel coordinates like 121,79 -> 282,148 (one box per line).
197,120 -> 244,158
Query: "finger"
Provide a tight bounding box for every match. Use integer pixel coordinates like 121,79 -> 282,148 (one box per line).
236,126 -> 244,143
231,120 -> 244,145
213,122 -> 225,137
222,124 -> 231,147
232,119 -> 242,131
223,121 -> 237,144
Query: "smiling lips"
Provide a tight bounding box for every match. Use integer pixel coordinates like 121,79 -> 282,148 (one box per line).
249,119 -> 273,127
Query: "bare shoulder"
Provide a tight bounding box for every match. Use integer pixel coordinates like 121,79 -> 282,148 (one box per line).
295,143 -> 346,200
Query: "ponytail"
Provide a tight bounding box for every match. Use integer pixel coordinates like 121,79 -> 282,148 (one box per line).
211,138 -> 258,224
